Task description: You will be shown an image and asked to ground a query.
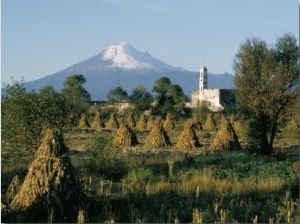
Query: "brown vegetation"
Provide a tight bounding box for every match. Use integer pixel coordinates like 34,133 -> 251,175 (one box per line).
145,123 -> 171,147
5,175 -> 20,205
209,117 -> 241,151
146,115 -> 155,130
106,112 -> 119,129
113,125 -> 139,147
136,114 -> 148,130
192,113 -> 203,131
204,113 -> 217,131
163,113 -> 175,130
91,112 -> 105,130
125,113 -> 136,128
9,128 -> 85,222
176,120 -> 200,149
78,113 -> 90,129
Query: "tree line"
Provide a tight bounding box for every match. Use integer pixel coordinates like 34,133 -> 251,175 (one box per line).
1,33 -> 298,156
1,75 -> 188,152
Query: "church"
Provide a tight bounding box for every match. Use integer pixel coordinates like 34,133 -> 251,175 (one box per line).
190,66 -> 236,111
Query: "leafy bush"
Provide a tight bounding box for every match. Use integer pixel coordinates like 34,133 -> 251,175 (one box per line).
98,107 -> 118,122
88,135 -> 127,181
122,168 -> 154,188
1,81 -> 70,152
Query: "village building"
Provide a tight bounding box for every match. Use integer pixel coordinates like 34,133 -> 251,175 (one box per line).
191,66 -> 235,111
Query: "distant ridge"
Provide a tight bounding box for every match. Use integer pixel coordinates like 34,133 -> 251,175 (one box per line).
23,42 -> 235,100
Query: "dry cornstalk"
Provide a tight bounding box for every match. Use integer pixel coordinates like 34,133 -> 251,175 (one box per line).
176,120 -> 200,149
192,114 -> 203,131
91,112 -> 105,130
146,115 -> 155,130
125,113 -> 136,128
5,175 -> 20,204
204,113 -> 217,131
78,113 -> 90,129
113,125 -> 139,147
145,123 -> 171,147
10,128 -> 85,222
106,112 -> 119,129
136,114 -> 147,130
163,113 -> 175,130
209,117 -> 241,151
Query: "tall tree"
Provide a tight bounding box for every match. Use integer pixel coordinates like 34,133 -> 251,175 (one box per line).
2,81 -> 69,152
61,74 -> 91,125
129,85 -> 153,113
233,33 -> 299,155
106,86 -> 128,104
151,77 -> 188,118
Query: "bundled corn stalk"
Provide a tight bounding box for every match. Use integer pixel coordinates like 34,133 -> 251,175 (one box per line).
155,116 -> 163,126
78,113 -> 90,129
209,117 -> 241,151
119,117 -> 126,127
146,115 -> 155,130
125,112 -> 136,128
233,121 -> 242,133
204,113 -> 217,131
176,120 -> 200,149
229,114 -> 236,125
192,114 -> 203,131
136,114 -> 147,130
287,119 -> 299,130
10,128 -> 86,223
145,123 -> 171,147
5,175 -> 20,204
106,112 -> 119,129
91,112 -> 105,130
163,113 -> 175,130
113,125 -> 139,147
229,114 -> 242,133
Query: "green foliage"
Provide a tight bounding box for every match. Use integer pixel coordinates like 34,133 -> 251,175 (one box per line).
106,86 -> 128,104
233,33 -> 299,155
184,151 -> 298,190
98,107 -> 118,122
88,136 -> 127,181
1,81 -> 69,152
129,85 -> 153,114
192,102 -> 210,125
151,77 -> 188,118
61,74 -> 91,125
122,168 -> 154,188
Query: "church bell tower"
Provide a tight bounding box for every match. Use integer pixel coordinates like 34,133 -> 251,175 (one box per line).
199,65 -> 208,103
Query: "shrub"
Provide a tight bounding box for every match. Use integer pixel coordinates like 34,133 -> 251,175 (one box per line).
88,136 -> 127,181
98,107 -> 117,122
122,168 -> 154,188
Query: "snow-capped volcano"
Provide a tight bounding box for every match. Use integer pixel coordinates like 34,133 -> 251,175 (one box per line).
22,42 -> 235,100
77,42 -> 184,72
102,42 -> 159,71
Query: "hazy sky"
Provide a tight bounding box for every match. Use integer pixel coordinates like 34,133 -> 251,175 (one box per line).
2,0 -> 298,84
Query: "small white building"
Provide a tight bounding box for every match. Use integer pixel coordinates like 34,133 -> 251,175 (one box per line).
191,66 -> 235,111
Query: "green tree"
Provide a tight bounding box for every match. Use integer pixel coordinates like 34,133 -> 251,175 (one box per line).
129,85 -> 153,113
233,33 -> 299,155
38,85 -> 71,128
106,86 -> 128,104
1,81 -> 70,152
192,101 -> 210,123
151,77 -> 188,118
61,74 -> 91,125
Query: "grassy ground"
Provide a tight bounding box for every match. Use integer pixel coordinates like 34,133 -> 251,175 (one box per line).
1,123 -> 299,223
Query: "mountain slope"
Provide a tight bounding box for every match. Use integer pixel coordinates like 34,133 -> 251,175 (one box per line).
24,42 -> 235,100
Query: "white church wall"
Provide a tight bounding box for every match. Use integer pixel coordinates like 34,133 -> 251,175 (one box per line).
204,89 -> 223,109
